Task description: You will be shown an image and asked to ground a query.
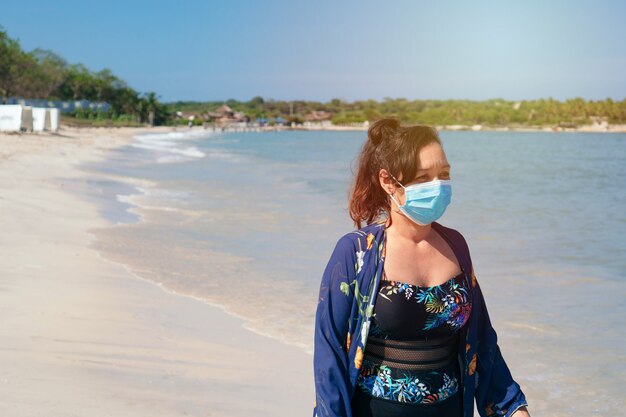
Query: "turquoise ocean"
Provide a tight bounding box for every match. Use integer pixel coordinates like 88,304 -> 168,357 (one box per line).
67,128 -> 626,416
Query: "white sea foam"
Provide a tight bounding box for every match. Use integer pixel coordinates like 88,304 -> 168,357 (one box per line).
156,155 -> 186,163
134,129 -> 213,142
132,129 -> 250,163
131,129 -> 212,162
115,184 -> 198,221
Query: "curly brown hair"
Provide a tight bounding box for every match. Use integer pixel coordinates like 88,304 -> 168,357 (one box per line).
348,117 -> 443,229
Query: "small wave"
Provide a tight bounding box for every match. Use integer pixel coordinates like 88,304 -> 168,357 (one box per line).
131,129 -> 211,162
131,142 -> 205,157
133,129 -> 214,142
132,186 -> 195,201
156,155 -> 186,163
115,185 -> 198,222
204,149 -> 243,160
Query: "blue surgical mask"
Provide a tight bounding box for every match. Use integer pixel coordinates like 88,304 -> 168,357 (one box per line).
388,172 -> 452,226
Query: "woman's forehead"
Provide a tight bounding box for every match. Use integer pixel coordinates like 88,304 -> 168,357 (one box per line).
413,142 -> 446,167
415,147 -> 450,170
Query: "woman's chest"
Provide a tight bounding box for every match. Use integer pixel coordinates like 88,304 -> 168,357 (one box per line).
383,240 -> 462,288
369,274 -> 472,340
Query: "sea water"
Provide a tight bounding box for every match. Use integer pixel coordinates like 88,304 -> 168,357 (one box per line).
69,128 -> 626,416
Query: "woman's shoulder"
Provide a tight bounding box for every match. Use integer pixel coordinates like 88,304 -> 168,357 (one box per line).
340,220 -> 386,243
433,221 -> 469,246
332,220 -> 386,253
433,222 -> 474,271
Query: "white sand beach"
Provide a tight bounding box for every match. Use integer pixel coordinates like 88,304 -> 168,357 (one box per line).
0,127 -> 313,417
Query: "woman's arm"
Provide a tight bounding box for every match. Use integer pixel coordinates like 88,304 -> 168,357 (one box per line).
313,236 -> 357,417
473,278 -> 530,417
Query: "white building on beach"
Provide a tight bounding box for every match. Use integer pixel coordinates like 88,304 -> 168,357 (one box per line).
0,105 -> 60,133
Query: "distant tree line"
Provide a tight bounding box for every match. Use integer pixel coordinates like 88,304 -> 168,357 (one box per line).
0,26 -> 170,125
170,95 -> 626,127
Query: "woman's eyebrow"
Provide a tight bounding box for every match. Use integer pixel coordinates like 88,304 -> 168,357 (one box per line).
417,163 -> 451,172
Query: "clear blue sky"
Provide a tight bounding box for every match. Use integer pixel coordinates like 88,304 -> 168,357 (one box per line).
2,0 -> 625,103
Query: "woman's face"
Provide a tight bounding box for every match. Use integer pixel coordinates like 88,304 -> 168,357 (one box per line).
381,141 -> 451,206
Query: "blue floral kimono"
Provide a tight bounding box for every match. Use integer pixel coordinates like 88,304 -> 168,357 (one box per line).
313,219 -> 528,417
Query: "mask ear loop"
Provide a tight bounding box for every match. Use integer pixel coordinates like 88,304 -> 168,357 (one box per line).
386,170 -> 405,189
386,170 -> 406,210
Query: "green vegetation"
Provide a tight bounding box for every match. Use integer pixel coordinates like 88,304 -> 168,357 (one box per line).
0,26 -> 170,125
170,96 -> 626,128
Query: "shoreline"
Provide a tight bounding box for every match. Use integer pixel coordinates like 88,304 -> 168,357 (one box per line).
3,120 -> 624,139
0,126 -> 313,416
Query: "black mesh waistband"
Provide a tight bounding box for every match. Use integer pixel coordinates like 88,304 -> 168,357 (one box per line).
363,334 -> 459,370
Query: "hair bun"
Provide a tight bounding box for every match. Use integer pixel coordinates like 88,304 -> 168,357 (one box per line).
368,117 -> 400,146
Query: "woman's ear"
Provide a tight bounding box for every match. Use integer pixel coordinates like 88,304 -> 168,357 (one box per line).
379,169 -> 397,196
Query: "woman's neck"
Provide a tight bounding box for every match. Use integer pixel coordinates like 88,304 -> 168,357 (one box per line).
385,212 -> 433,245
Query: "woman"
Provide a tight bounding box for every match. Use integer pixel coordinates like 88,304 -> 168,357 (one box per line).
312,118 -> 530,417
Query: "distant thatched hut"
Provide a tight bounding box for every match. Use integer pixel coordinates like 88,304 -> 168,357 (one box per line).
304,110 -> 332,122
175,111 -> 199,121
205,104 -> 249,126
304,110 -> 333,128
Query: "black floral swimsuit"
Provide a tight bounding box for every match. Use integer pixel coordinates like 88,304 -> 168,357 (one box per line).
353,267 -> 472,415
